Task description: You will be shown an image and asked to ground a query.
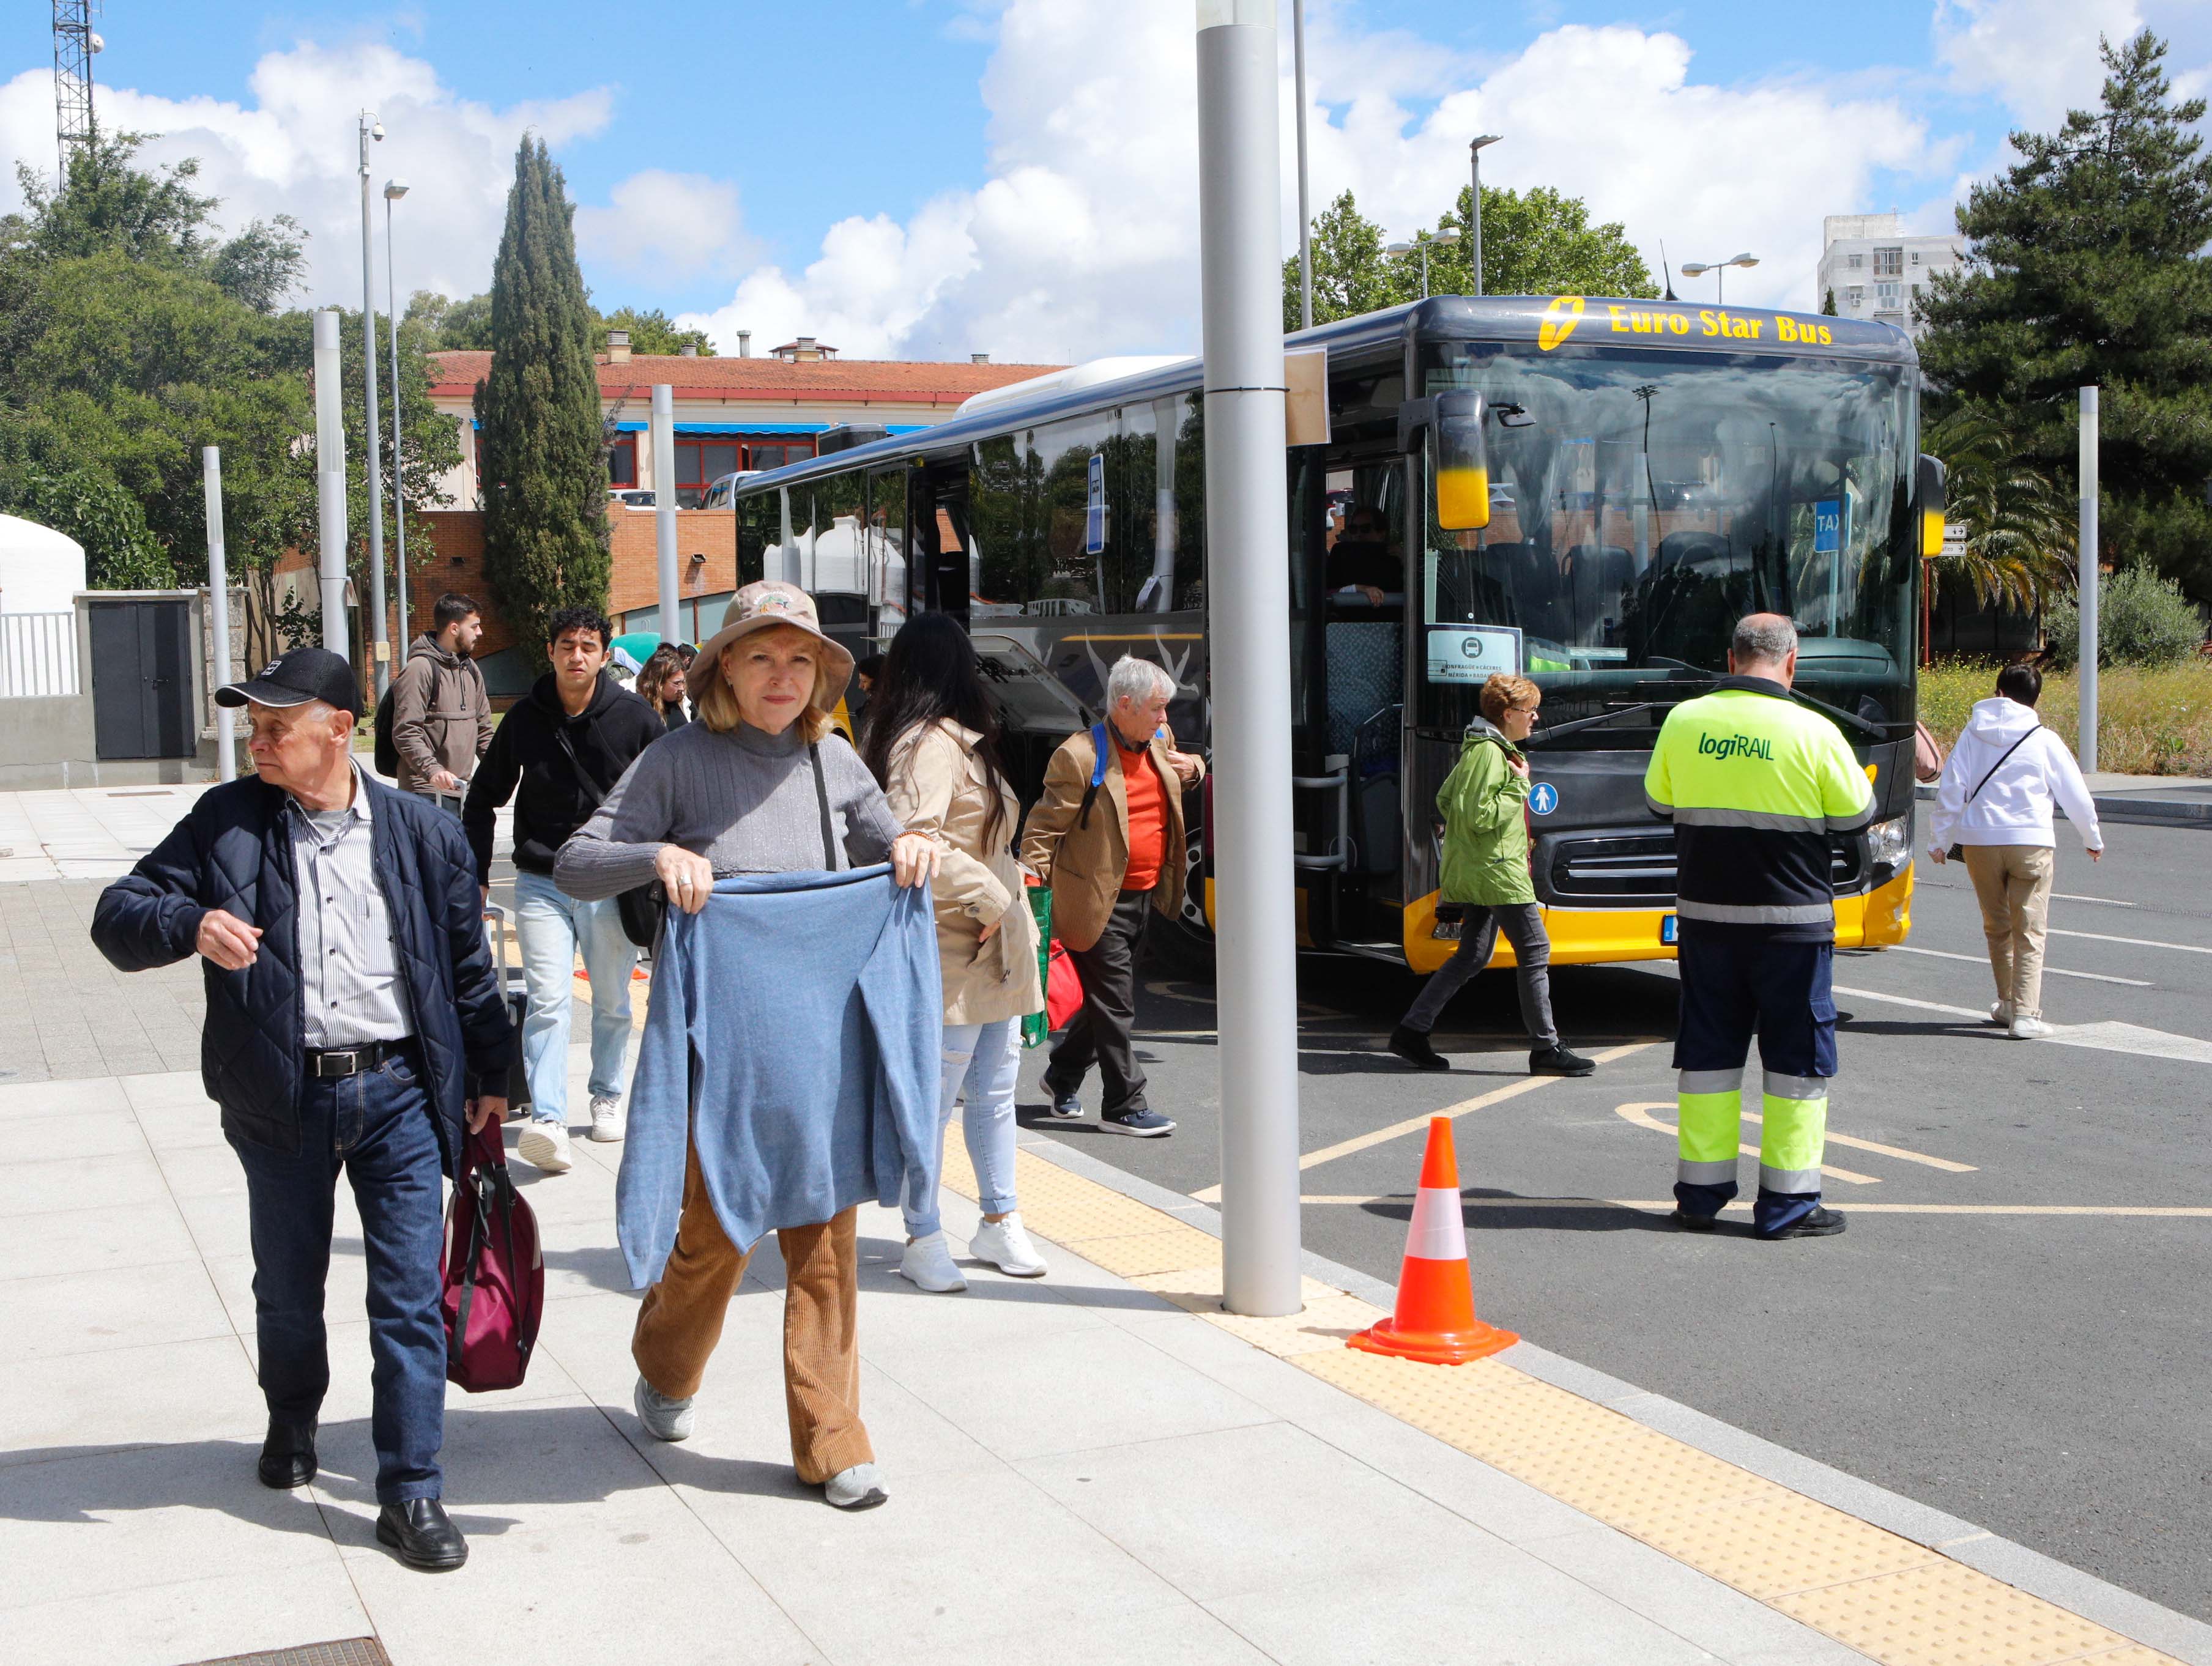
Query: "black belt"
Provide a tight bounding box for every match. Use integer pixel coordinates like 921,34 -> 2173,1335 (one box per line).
306,1038 -> 412,1078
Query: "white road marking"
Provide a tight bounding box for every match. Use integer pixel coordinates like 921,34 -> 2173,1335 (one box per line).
2051,892 -> 2137,907
1298,1196 -> 2212,1218
1835,984 -> 2212,1066
1891,945 -> 2151,987
1614,1101 -> 1880,1184
2047,927 -> 2212,957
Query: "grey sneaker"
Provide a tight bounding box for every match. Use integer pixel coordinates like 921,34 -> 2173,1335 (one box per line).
1042,1085 -> 1083,1120
633,1375 -> 695,1442
824,1462 -> 888,1510
1100,1108 -> 1175,1137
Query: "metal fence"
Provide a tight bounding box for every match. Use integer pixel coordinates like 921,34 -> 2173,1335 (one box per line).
0,611 -> 81,698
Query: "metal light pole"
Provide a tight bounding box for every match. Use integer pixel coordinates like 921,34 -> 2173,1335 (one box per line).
1679,252 -> 1758,303
1293,0 -> 1312,331
384,179 -> 411,664
1387,229 -> 1459,300
1197,0 -> 1301,1319
202,446 -> 237,780
313,308 -> 350,659
1469,134 -> 1501,296
357,110 -> 389,696
652,385 -> 681,646
2079,387 -> 2099,774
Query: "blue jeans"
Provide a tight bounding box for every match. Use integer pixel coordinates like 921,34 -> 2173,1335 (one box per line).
902,1016 -> 1020,1238
228,1046 -> 448,1503
513,868 -> 637,1126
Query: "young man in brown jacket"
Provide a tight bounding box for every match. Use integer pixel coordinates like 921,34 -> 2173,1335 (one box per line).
1019,655 -> 1203,1136
390,593 -> 494,803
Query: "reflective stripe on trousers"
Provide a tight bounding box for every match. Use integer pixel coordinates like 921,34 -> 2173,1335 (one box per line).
1675,1067 -> 1830,1196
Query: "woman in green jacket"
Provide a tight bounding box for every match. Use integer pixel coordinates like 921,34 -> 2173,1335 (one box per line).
1390,673 -> 1595,1077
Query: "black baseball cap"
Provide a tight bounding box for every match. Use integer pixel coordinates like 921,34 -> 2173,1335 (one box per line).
214,647 -> 362,718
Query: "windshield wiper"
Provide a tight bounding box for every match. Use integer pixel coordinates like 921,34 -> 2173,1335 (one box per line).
1523,700 -> 1680,746
1782,686 -> 1891,742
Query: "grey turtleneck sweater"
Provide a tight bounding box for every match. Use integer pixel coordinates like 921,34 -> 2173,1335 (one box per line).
553,719 -> 904,901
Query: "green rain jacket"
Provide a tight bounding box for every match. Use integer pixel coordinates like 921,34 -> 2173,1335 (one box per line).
1437,717 -> 1534,907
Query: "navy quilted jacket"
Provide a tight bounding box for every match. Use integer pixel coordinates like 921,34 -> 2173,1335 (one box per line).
91,773 -> 516,1174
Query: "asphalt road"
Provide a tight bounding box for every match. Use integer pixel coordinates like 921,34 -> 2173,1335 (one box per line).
1011,823 -> 2212,1623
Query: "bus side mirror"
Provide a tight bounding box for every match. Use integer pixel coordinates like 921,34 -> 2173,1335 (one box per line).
1434,391 -> 1491,531
1917,453 -> 1947,558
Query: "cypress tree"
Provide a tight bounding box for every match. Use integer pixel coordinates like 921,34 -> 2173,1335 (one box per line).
475,136 -> 610,661
1918,31 -> 2212,604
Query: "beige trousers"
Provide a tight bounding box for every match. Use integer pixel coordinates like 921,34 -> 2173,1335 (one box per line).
1962,844 -> 2055,1019
630,1140 -> 873,1485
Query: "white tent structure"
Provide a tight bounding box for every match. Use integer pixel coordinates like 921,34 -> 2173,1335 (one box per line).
0,516 -> 86,696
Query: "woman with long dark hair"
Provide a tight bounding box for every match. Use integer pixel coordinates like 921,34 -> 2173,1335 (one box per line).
862,613 -> 1045,1292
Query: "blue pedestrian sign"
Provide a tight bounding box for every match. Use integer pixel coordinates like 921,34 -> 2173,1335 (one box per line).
1084,453 -> 1105,555
1528,782 -> 1558,815
1812,500 -> 1841,555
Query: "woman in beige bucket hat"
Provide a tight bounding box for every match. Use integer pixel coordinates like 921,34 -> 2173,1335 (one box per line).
554,580 -> 939,1511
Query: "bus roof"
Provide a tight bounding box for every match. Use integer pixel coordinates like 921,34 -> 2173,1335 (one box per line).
733,294 -> 1917,498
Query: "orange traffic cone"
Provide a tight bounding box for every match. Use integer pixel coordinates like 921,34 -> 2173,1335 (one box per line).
1348,1116 -> 1518,1366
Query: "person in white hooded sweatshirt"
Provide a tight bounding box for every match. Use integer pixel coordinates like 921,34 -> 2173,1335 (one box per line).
1926,662 -> 2104,1038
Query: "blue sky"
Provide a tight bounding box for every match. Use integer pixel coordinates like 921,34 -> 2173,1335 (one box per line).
1,2 -> 2204,359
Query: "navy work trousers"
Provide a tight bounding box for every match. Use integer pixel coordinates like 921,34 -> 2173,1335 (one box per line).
228,1045 -> 448,1503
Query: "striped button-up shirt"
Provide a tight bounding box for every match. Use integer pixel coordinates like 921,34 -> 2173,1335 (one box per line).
289,764 -> 410,1048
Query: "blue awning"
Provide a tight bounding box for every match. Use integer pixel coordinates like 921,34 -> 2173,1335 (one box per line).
606,421 -> 935,435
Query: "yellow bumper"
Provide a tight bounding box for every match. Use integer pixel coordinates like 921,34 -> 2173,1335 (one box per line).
1400,864 -> 1916,974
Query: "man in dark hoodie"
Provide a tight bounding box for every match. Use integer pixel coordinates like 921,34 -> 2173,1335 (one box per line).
464,607 -> 664,1172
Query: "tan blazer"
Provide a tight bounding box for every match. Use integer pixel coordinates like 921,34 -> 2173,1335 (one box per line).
883,720 -> 1042,1027
1019,724 -> 1203,953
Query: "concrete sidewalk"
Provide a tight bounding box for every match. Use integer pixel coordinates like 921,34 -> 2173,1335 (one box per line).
4,1047 -> 2203,1666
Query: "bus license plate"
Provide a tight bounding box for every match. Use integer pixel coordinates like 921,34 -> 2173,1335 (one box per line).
1660,914 -> 1679,945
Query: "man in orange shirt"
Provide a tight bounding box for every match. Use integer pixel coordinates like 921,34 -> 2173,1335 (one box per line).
1020,657 -> 1203,1136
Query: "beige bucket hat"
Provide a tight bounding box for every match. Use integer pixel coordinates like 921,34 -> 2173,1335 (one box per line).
694,582 -> 855,714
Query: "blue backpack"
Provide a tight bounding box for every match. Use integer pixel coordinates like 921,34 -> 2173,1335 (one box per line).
1078,721 -> 1166,828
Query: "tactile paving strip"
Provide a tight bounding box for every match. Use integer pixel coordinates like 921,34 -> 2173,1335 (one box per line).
935,1135 -> 2180,1666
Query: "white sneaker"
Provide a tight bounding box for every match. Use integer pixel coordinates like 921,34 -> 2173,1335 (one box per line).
633,1375 -> 695,1442
823,1462 -> 887,1509
2010,1015 -> 2056,1039
588,1094 -> 625,1143
898,1231 -> 967,1293
518,1122 -> 573,1173
1988,1001 -> 2013,1027
968,1213 -> 1048,1278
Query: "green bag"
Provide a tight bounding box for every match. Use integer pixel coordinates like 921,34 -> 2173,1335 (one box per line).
1022,886 -> 1054,1049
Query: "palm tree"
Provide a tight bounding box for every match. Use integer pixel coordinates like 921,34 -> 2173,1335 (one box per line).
1923,407 -> 2076,612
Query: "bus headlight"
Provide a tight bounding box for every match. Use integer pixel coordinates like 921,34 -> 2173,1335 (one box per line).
1866,813 -> 1913,878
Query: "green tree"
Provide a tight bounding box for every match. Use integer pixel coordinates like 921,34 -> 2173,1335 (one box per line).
1923,407 -> 2076,612
405,288 -> 494,351
474,136 -> 611,664
1822,288 -> 1838,316
1282,190 -> 1397,330
2046,565 -> 2206,667
593,306 -> 714,357
1918,29 -> 2212,605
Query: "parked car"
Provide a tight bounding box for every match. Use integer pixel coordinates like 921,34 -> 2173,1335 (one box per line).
609,488 -> 656,509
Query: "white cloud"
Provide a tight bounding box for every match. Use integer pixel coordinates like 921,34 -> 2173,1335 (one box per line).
0,40 -> 613,308
574,168 -> 753,282
679,2 -> 1942,359
1936,0 -> 2212,130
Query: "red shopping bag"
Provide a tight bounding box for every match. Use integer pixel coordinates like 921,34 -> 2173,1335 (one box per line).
1045,938 -> 1084,1031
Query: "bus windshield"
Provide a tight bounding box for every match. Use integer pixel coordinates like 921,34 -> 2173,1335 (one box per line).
1417,341 -> 1916,744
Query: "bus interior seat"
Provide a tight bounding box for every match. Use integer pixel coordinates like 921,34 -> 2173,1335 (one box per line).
1562,544 -> 1634,639
1349,703 -> 1401,878
1324,620 -> 1401,759
1653,531 -> 1731,572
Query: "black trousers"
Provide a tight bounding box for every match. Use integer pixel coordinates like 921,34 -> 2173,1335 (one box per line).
1045,890 -> 1151,1116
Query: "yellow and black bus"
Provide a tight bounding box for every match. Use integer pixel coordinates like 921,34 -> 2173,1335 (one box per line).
727,295 -> 1935,972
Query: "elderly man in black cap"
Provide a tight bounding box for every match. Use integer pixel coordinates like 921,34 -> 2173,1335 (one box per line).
92,648 -> 514,1571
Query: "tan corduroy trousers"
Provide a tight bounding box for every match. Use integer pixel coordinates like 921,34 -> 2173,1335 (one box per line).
1962,844 -> 2056,1020
630,1140 -> 873,1485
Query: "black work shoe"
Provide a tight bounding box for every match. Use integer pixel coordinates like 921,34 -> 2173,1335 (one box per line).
1529,1044 -> 1595,1077
376,1498 -> 469,1571
1669,1209 -> 1720,1233
257,1420 -> 317,1490
1100,1109 -> 1176,1137
1388,1025 -> 1450,1071
1758,1205 -> 1847,1242
1042,1085 -> 1083,1120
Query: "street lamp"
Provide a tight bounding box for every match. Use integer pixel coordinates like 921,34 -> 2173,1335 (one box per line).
384,179 -> 410,668
1386,227 -> 1460,299
358,110 -> 390,697
1292,0 -> 1312,331
1469,134 -> 1501,297
1679,251 -> 1759,303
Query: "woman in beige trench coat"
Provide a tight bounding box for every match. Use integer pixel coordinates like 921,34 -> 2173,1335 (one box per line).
861,615 -> 1045,1293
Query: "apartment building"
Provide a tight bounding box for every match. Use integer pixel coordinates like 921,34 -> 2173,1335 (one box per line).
1814,213 -> 1964,338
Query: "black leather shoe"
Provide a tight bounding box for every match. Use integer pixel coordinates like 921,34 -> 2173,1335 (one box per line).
1388,1025 -> 1450,1071
257,1420 -> 317,1490
1758,1205 -> 1847,1241
376,1498 -> 469,1571
1669,1208 -> 1720,1233
1529,1044 -> 1595,1077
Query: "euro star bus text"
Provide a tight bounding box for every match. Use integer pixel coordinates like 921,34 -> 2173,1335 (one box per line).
1603,306 -> 1835,346
1698,732 -> 1775,762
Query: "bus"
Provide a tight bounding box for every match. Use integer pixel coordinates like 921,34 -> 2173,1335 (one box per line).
727,294 -> 1936,974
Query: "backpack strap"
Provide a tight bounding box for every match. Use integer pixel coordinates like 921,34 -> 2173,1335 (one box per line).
1078,722 -> 1109,829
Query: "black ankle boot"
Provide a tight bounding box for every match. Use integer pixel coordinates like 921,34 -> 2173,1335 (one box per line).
257,1419 -> 317,1490
1388,1025 -> 1450,1071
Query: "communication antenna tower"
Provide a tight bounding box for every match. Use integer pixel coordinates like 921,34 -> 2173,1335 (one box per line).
53,1 -> 103,183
